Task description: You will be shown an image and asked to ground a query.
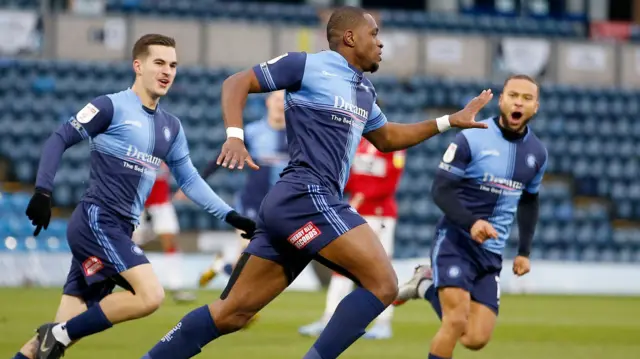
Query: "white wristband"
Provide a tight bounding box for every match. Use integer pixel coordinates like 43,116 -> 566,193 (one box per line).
436,115 -> 451,133
226,127 -> 244,141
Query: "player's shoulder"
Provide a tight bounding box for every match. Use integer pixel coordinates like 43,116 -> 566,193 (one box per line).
458,118 -> 494,142
157,107 -> 182,128
524,129 -> 548,163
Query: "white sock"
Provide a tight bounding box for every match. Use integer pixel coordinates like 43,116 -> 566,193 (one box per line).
165,251 -> 183,291
417,278 -> 432,300
323,274 -> 354,322
52,322 -> 72,346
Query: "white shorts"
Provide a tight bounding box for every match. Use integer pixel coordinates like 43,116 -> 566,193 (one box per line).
133,202 -> 180,245
363,216 -> 396,257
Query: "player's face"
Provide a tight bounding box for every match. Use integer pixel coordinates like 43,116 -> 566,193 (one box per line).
354,14 -> 383,73
267,90 -> 285,130
499,79 -> 539,132
135,45 -> 178,98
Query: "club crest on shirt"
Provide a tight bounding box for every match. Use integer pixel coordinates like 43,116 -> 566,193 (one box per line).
442,143 -> 457,164
163,126 -> 171,142
526,154 -> 537,168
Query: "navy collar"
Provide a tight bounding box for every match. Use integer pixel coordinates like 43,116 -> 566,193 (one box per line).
127,88 -> 158,114
492,116 -> 530,142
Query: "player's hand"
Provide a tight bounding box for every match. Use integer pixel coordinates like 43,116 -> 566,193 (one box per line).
25,188 -> 52,237
225,210 -> 257,239
469,219 -> 498,244
173,189 -> 188,202
449,90 -> 493,129
217,137 -> 259,170
512,256 -> 531,276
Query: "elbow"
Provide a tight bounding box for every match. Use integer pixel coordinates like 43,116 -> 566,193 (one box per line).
222,70 -> 253,96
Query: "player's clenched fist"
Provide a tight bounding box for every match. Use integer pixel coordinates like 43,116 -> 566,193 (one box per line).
449,89 -> 494,129
225,210 -> 257,239
470,219 -> 498,244
217,137 -> 259,170
25,188 -> 52,236
512,256 -> 531,276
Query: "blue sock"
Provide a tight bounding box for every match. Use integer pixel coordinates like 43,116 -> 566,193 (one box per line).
65,303 -> 113,341
424,285 -> 443,320
302,287 -> 386,359
223,263 -> 233,276
12,353 -> 29,359
428,354 -> 449,359
143,305 -> 220,359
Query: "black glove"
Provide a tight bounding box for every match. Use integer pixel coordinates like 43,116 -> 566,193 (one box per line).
225,210 -> 256,239
25,188 -> 52,237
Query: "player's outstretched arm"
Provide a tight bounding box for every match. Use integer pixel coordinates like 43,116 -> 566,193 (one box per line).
218,52 -> 305,170
167,126 -> 256,238
27,97 -> 113,236
364,90 -> 493,152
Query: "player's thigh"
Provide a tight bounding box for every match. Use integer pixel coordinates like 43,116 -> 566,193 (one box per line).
317,223 -> 398,302
468,271 -> 501,326
211,249 -> 290,333
119,263 -> 164,304
460,301 -> 497,349
438,287 -> 471,332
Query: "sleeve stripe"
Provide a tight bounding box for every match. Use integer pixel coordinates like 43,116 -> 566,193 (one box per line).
68,118 -> 89,140
438,162 -> 465,177
260,63 -> 277,91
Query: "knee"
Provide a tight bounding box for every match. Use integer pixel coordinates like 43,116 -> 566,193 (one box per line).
208,300 -> 256,334
460,332 -> 490,351
442,310 -> 468,335
138,286 -> 165,316
367,271 -> 398,306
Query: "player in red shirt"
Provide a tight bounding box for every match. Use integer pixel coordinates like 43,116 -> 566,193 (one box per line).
132,162 -> 195,303
299,137 -> 405,340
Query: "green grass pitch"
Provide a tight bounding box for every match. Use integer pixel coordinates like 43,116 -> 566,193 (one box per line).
1,288 -> 638,358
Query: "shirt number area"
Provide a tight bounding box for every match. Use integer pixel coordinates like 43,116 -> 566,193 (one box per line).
352,155 -> 386,177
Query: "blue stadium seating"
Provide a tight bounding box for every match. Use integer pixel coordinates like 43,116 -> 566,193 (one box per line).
2,53 -> 640,260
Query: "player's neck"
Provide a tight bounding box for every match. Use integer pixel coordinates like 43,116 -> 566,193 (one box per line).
497,116 -> 527,141
333,48 -> 364,73
131,83 -> 159,110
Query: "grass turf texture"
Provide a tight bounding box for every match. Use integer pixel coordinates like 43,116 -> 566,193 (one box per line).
0,288 -> 638,358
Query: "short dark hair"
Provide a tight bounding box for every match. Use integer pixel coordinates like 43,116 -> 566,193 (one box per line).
326,6 -> 367,51
132,34 -> 176,60
504,74 -> 540,95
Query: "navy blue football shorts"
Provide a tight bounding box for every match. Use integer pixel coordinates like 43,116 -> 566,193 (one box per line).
431,222 -> 503,314
62,202 -> 149,306
244,181 -> 367,283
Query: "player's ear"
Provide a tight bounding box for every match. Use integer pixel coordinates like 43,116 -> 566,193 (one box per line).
132,59 -> 142,75
344,30 -> 356,48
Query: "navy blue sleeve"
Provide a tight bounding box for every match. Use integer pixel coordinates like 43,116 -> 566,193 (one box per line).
35,96 -> 114,193
432,175 -> 482,232
166,124 -> 233,220
432,132 -> 480,231
252,52 -> 306,92
517,191 -> 539,257
436,132 -> 472,179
